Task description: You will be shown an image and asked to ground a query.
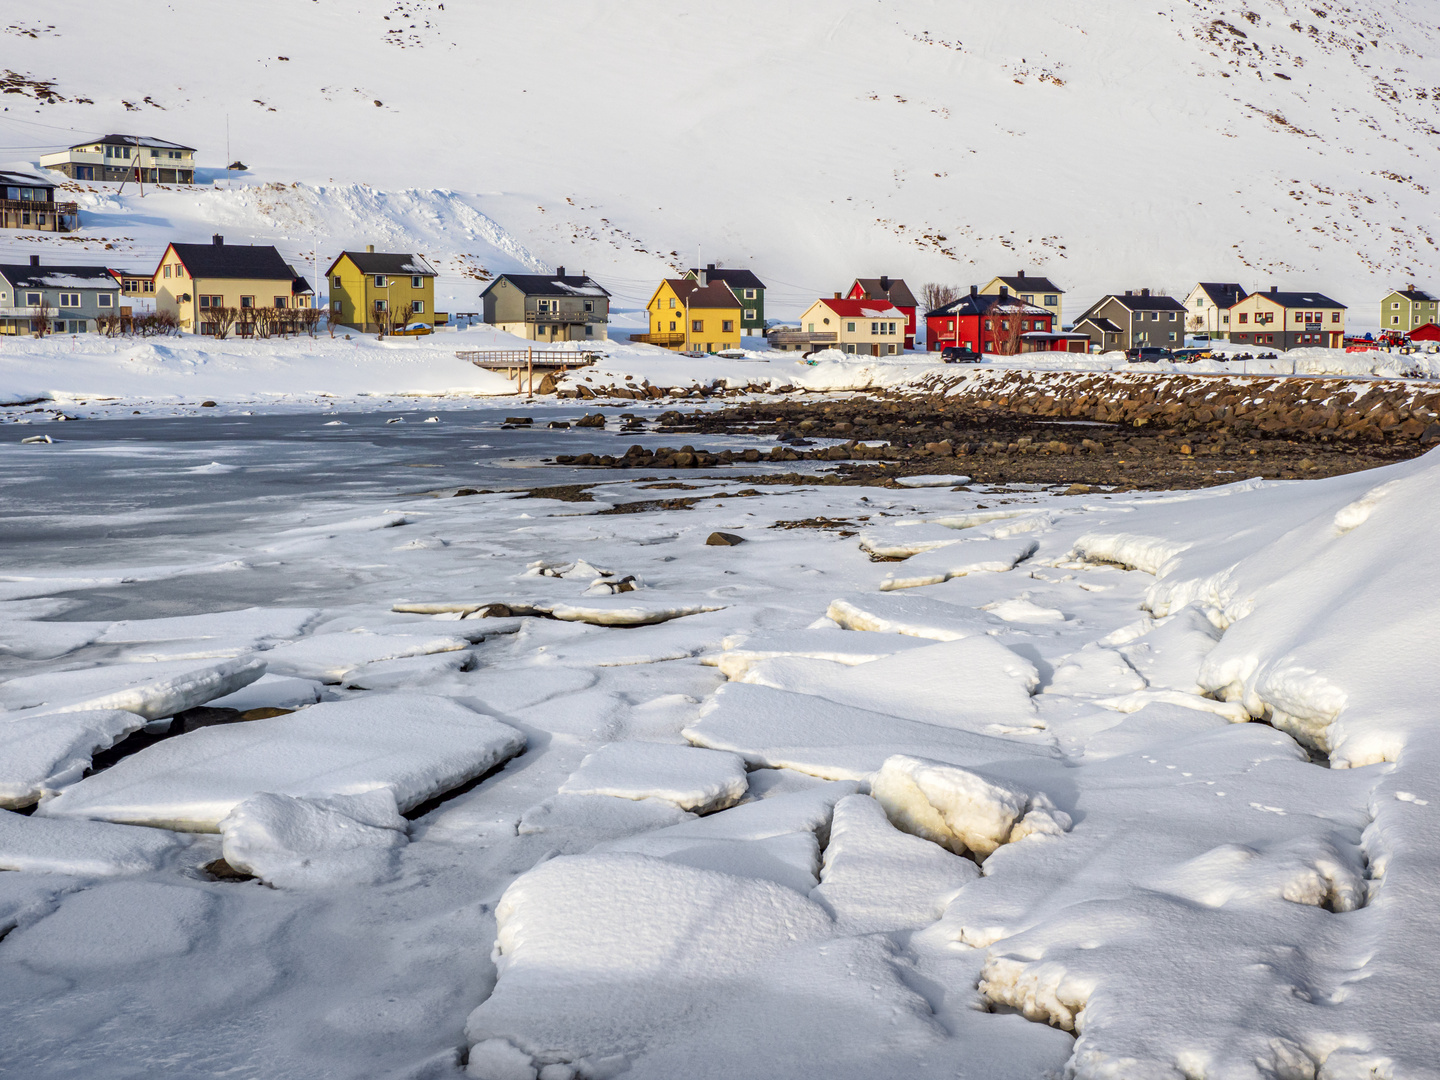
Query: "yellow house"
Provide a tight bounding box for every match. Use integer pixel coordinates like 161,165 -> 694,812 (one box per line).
154,236 -> 312,334
326,247 -> 438,333
635,277 -> 742,353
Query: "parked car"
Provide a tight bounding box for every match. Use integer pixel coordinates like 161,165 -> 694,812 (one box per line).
940,346 -> 981,363
1125,346 -> 1172,363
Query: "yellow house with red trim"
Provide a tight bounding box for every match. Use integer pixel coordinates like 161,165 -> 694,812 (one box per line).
635,277 -> 742,353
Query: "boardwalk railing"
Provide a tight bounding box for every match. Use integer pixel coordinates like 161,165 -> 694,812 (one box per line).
456,348 -> 598,396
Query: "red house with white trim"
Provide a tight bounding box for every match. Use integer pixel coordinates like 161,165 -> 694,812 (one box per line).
925,286 -> 1084,354
846,276 -> 917,349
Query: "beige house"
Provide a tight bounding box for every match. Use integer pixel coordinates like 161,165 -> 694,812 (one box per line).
981,271 -> 1064,327
1228,287 -> 1345,350
42,135 -> 196,185
155,236 -> 312,334
1183,282 -> 1247,339
791,296 -> 908,355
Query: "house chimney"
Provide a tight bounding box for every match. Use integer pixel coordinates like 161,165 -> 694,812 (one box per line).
970,285 -> 978,297
366,244 -> 375,254
697,268 -> 707,287
1017,270 -> 1025,279
834,291 -> 841,300
1141,288 -> 1150,297
1270,284 -> 1278,294
706,263 -> 715,272
999,285 -> 1009,299
556,266 -> 565,278
213,234 -> 224,246
1125,290 -> 1132,296
880,275 -> 891,292
29,254 -> 39,267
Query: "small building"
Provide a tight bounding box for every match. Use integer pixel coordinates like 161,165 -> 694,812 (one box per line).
1183,282 -> 1248,339
636,276 -> 742,353
111,268 -> 157,299
327,247 -> 438,333
1380,287 -> 1439,334
0,255 -> 121,335
1408,323 -> 1440,344
925,286 -> 1083,354
785,295 -> 908,355
0,169 -> 78,233
41,135 -> 197,184
684,265 -> 766,336
1073,290 -> 1188,352
846,276 -> 917,349
1228,287 -> 1345,350
479,268 -> 610,342
980,271 -> 1064,327
154,235 -> 313,334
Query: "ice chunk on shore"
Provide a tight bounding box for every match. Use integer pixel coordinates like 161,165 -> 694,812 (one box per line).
710,628 -> 929,680
879,537 -> 1038,590
733,635 -> 1039,732
826,595 -> 997,640
0,619 -> 111,660
0,808 -> 186,875
219,789 -> 408,888
1118,606 -> 1221,694
559,743 -> 748,813
97,607 -> 317,645
0,656 -> 265,720
261,632 -> 469,682
0,709 -> 147,808
39,695 -> 525,831
870,755 -> 1068,858
858,523 -> 966,559
686,683 -> 1052,781
893,474 -> 972,488
811,794 -> 977,932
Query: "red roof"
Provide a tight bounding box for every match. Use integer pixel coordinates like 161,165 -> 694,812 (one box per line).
1407,323 -> 1440,341
812,297 -> 908,319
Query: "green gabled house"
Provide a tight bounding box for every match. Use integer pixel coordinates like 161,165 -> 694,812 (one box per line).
1380,287 -> 1439,334
683,264 -> 766,337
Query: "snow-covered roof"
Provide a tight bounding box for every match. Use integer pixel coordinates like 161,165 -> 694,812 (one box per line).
69,134 -> 196,152
0,264 -> 120,290
329,251 -> 438,277
481,273 -> 611,299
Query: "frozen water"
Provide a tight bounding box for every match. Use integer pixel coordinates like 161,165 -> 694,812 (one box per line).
558,742 -> 748,813
219,789 -> 409,888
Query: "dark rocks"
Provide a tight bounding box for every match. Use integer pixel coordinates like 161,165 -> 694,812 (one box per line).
706,531 -> 746,546
201,400 -> 217,408
574,413 -> 606,428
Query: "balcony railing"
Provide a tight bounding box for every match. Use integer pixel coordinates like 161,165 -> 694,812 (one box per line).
0,198 -> 79,215
629,332 -> 687,346
766,330 -> 838,344
526,309 -> 606,324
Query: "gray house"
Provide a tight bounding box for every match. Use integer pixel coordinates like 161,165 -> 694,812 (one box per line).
1073,289 -> 1188,352
0,256 -> 121,335
479,268 -> 609,342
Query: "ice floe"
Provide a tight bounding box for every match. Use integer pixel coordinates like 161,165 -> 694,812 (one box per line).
558,742 -> 748,813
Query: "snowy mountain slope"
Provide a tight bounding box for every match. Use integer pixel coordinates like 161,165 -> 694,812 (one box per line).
1,0 -> 1438,323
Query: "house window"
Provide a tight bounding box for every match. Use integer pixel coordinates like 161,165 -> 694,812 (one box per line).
1331,312 -> 1340,323
198,295 -> 223,309
1000,321 -> 1009,331
668,321 -> 676,331
889,322 -> 897,335
1168,331 -> 1177,342
58,293 -> 81,308
583,300 -> 595,313
98,293 -> 113,308
744,289 -> 756,299
241,296 -> 254,308
1392,302 -> 1400,309
332,300 -> 342,315
807,323 -> 815,333
163,265 -> 172,278
584,325 -> 593,337
374,276 -> 386,288
25,292 -> 41,306
1195,297 -> 1205,308
722,320 -> 734,333
744,308 -> 756,320
984,319 -> 993,330
692,320 -> 703,333
413,300 -> 424,313
332,275 -> 342,288
1238,313 -> 1248,324
871,322 -> 879,335
847,322 -> 855,332
374,299 -> 387,311
668,297 -> 676,309
1168,312 -> 1176,321
411,276 -> 422,288
1044,294 -> 1057,306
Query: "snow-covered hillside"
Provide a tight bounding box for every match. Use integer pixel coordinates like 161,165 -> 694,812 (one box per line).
3,1 -> 1439,323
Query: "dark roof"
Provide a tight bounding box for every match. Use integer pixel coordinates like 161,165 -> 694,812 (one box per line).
291,276 -> 313,295
852,277 -> 918,308
1090,293 -> 1187,313
1194,282 -> 1248,307
480,273 -> 610,299
1074,316 -> 1124,333
0,169 -> 54,189
685,267 -> 766,291
0,263 -> 121,290
1389,289 -> 1436,303
664,278 -> 740,308
1253,291 -> 1347,309
79,134 -> 196,151
988,273 -> 1063,294
926,293 -> 1051,318
166,241 -> 300,281
328,251 -> 438,277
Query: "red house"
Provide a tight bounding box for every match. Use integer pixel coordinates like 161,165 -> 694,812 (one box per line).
1408,323 -> 1440,343
925,286 -> 1078,354
846,276 -> 917,349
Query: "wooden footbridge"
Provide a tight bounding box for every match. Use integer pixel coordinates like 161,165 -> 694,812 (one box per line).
456,348 -> 598,395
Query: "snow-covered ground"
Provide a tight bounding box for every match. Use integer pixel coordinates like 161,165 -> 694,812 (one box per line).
2,411 -> 1439,1078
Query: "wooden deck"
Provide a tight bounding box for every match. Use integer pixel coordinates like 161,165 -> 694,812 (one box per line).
456,348 -> 597,395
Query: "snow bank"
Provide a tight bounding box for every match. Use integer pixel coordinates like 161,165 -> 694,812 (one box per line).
825,594 -> 997,640
0,709 -> 147,808
558,742 -> 748,813
870,755 -> 1069,858
219,788 -> 408,888
0,657 -> 266,720
811,794 -> 977,933
261,631 -> 470,682
878,536 -> 1038,590
0,808 -> 186,876
39,695 -> 525,830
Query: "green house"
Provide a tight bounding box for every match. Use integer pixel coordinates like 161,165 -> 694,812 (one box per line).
1380,288 -> 1439,333
684,265 -> 766,336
